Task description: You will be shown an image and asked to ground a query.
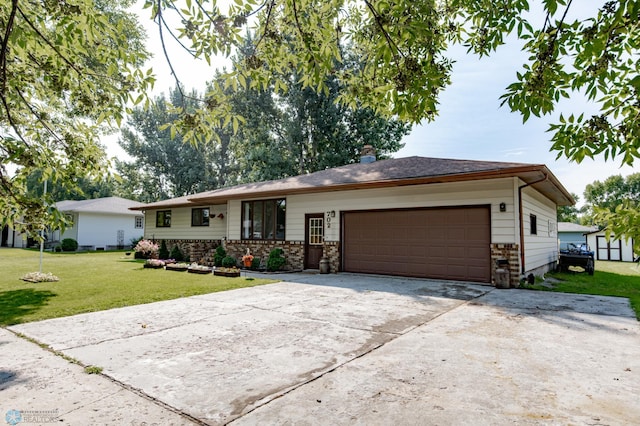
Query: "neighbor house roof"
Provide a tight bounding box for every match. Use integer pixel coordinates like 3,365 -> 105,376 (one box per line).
558,222 -> 599,233
131,156 -> 575,210
56,196 -> 145,216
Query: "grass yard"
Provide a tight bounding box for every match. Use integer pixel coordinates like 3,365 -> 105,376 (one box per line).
0,249 -> 275,326
525,260 -> 640,320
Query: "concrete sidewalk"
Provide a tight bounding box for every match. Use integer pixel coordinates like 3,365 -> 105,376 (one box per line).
4,274 -> 640,425
0,327 -> 196,425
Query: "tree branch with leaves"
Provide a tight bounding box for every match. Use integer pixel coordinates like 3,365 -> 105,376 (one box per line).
0,0 -> 154,235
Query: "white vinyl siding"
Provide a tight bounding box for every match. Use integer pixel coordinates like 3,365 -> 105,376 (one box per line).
60,212 -> 142,248
144,204 -> 227,240
227,178 -> 519,244
522,186 -> 558,271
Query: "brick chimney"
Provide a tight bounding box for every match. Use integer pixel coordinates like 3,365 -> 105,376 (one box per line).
360,145 -> 376,163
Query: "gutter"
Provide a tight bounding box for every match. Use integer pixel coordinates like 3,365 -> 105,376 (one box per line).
518,172 -> 549,276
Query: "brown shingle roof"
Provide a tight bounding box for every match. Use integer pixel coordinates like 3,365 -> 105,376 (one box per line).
130,156 -> 574,210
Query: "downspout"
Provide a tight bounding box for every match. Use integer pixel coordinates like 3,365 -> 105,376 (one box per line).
518,172 -> 548,277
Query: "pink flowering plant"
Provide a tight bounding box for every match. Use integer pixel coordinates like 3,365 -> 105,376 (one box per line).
134,239 -> 159,259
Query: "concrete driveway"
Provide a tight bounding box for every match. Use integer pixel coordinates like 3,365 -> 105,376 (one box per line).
6,273 -> 640,425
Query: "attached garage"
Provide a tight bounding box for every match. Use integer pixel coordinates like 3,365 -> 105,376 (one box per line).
342,206 -> 491,283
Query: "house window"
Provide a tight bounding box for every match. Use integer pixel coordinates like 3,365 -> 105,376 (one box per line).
530,214 -> 537,235
156,210 -> 171,228
242,199 -> 286,240
135,216 -> 144,229
192,208 -> 210,226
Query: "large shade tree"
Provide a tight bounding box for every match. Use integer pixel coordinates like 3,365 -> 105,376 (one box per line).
583,174 -> 640,248
0,0 -> 153,235
116,87 -> 230,201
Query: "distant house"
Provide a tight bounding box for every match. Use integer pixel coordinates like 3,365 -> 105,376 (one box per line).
51,197 -> 145,250
586,229 -> 636,262
1,224 -> 27,248
557,222 -> 598,248
132,151 -> 574,287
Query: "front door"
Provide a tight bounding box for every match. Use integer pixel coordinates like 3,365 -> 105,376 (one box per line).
305,214 -> 324,269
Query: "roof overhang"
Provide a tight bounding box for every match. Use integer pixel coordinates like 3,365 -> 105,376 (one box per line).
189,164 -> 575,207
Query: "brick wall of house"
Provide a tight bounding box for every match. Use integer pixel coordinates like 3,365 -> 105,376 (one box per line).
323,241 -> 340,273
224,240 -> 304,270
490,243 -> 520,287
152,239 -> 221,264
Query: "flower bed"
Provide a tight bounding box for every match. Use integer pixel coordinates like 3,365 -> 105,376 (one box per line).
165,262 -> 189,272
214,267 -> 240,277
188,263 -> 212,274
144,259 -> 165,269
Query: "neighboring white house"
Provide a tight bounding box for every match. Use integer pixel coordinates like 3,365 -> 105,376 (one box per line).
586,230 -> 636,262
132,153 -> 574,287
52,197 -> 145,250
1,224 -> 27,248
557,222 -> 598,248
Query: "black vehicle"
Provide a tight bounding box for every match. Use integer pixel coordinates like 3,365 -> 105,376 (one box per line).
558,243 -> 595,275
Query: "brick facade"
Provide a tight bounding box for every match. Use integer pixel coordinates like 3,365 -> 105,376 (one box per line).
151,239 -> 221,264
323,241 -> 340,273
222,240 -> 341,272
225,240 -> 304,270
490,243 -> 521,288
153,238 -> 519,286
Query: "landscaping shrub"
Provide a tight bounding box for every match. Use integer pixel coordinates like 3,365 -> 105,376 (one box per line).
267,248 -> 286,272
130,236 -> 143,249
133,239 -> 159,259
170,245 -> 184,261
60,238 -> 78,252
158,240 -> 170,259
251,257 -> 261,270
214,246 -> 226,266
221,255 -> 237,268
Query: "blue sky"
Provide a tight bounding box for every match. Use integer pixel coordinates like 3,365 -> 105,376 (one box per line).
120,3 -> 635,207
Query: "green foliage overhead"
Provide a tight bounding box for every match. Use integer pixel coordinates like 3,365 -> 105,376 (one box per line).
148,0 -> 639,166
116,87 -> 230,200
1,0 -> 153,236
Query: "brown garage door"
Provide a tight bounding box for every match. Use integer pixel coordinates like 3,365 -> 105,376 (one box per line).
343,206 -> 491,282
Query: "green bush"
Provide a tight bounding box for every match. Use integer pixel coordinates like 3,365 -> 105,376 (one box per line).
267,248 -> 286,272
170,245 -> 184,261
221,255 -> 237,268
130,236 -> 143,249
214,246 -> 226,267
158,240 -> 170,259
60,238 -> 78,252
251,257 -> 261,270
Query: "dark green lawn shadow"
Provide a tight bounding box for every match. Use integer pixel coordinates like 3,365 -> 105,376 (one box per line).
0,289 -> 57,326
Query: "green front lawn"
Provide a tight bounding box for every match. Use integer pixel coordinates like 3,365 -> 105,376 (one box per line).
0,249 -> 274,326
525,260 -> 640,320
